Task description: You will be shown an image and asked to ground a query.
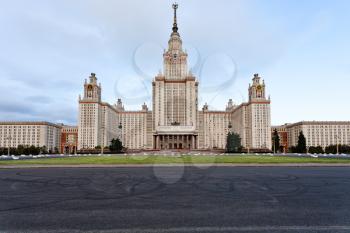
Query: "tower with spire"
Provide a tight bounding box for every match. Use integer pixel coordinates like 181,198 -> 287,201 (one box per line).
152,3 -> 199,150
162,3 -> 189,80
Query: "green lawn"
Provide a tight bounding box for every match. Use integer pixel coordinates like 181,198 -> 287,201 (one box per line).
0,155 -> 350,166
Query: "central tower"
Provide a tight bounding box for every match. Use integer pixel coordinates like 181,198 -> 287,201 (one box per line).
152,3 -> 199,150
163,3 -> 188,80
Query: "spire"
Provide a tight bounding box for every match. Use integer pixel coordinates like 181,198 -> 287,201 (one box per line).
172,3 -> 178,33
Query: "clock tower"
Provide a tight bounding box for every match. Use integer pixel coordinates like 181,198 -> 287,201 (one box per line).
249,73 -> 266,101
82,73 -> 101,102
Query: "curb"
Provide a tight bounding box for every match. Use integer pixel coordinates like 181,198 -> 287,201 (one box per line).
2,163 -> 350,169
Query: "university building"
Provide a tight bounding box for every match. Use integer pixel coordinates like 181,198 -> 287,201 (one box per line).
2,4 -> 348,154
272,121 -> 350,152
0,122 -> 61,152
285,121 -> 350,149
78,4 -> 272,152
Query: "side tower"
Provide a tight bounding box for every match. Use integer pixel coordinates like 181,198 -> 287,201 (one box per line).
78,73 -> 102,150
246,74 -> 271,151
229,74 -> 271,152
152,3 -> 199,150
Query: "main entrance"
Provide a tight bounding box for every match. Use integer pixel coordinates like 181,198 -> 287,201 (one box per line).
153,135 -> 197,150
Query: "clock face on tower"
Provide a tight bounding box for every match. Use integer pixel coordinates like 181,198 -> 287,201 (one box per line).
257,85 -> 262,91
87,85 -> 93,97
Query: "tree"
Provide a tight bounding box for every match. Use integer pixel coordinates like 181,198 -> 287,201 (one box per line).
54,147 -> 59,154
325,145 -> 335,154
325,145 -> 350,154
226,132 -> 242,153
95,145 -> 101,150
23,146 -> 31,155
296,131 -> 307,153
289,146 -> 297,153
309,146 -> 324,154
17,145 -> 25,155
341,145 -> 350,154
272,129 -> 280,153
109,138 -> 123,153
41,146 -> 48,155
29,145 -> 40,155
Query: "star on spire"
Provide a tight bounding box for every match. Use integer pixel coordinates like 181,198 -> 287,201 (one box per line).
172,3 -> 178,33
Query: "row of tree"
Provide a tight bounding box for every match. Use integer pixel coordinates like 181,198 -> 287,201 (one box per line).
0,145 -> 59,156
230,130 -> 350,154
87,138 -> 124,154
290,144 -> 350,154
0,138 -> 125,156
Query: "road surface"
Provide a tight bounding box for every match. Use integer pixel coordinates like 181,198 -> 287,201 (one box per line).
1,166 -> 350,232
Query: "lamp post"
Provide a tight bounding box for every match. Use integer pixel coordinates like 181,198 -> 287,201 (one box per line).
245,126 -> 250,154
101,126 -> 105,155
228,122 -> 232,133
118,123 -> 123,141
335,135 -> 339,155
6,136 -> 12,156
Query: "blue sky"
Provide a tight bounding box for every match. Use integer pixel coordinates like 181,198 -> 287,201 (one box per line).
0,0 -> 349,125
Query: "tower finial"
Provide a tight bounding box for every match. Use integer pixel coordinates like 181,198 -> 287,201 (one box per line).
172,3 -> 178,33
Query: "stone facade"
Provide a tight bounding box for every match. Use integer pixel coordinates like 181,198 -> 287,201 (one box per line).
60,125 -> 78,154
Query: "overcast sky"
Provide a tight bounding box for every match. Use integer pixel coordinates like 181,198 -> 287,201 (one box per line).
0,0 -> 349,125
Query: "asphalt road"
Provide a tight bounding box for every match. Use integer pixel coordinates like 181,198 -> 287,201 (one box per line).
1,166 -> 350,233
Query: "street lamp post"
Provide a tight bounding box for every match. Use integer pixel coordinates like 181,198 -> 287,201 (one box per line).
101,127 -> 105,155
6,136 -> 12,156
245,126 -> 250,154
118,123 -> 123,141
335,135 -> 339,155
228,122 -> 232,133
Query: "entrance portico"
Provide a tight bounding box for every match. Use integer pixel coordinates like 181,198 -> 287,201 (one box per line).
154,134 -> 197,150
153,125 -> 198,150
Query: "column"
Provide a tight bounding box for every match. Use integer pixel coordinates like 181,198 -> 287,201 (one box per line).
194,136 -> 197,150
157,136 -> 160,150
153,136 -> 157,149
191,136 -> 195,150
165,135 -> 168,149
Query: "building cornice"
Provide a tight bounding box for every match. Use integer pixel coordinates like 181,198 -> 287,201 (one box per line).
285,121 -> 350,128
119,111 -> 149,115
203,111 -> 230,115
0,121 -> 62,128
